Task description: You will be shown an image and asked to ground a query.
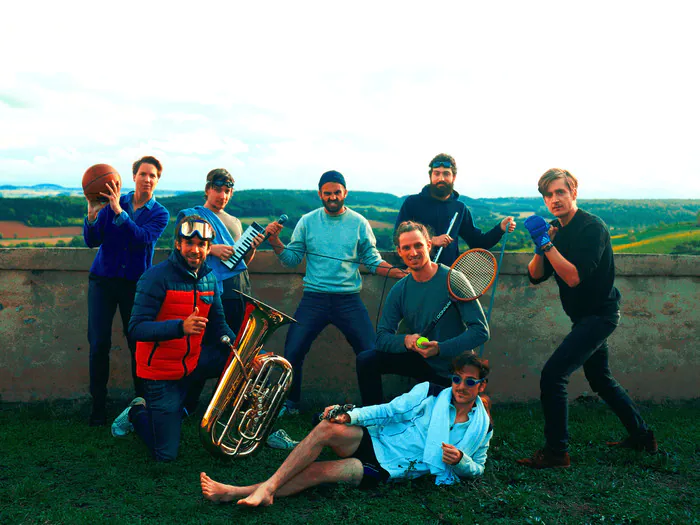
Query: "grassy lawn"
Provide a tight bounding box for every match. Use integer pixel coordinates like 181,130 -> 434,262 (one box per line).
1,399 -> 698,525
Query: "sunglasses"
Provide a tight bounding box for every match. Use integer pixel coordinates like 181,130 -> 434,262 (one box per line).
430,161 -> 453,169
179,220 -> 215,241
211,180 -> 234,189
451,375 -> 485,387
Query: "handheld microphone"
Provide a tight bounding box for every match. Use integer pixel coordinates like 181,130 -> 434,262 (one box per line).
263,214 -> 288,241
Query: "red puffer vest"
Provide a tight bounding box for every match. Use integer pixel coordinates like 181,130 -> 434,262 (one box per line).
136,288 -> 215,380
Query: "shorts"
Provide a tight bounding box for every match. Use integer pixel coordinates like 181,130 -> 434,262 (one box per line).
351,428 -> 390,489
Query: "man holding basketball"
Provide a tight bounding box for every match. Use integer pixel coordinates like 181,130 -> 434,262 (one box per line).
395,153 -> 515,266
83,156 -> 169,426
265,170 -> 408,415
356,221 -> 489,406
518,168 -> 656,469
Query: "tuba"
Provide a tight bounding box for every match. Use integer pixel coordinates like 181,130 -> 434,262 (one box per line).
200,292 -> 295,458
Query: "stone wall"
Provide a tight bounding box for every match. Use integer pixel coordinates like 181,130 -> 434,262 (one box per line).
0,248 -> 697,405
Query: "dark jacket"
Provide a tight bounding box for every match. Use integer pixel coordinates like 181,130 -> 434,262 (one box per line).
129,250 -> 234,380
395,186 -> 503,266
83,193 -> 169,281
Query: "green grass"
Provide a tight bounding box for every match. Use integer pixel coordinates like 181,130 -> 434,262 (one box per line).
1,399 -> 698,524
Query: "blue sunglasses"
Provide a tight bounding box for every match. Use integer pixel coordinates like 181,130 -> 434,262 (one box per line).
451,375 -> 485,387
430,161 -> 453,169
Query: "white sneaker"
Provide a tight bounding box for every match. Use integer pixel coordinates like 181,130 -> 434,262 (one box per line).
278,405 -> 300,417
267,429 -> 300,450
111,397 -> 146,437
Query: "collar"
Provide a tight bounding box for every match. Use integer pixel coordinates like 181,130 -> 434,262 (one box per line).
127,191 -> 156,211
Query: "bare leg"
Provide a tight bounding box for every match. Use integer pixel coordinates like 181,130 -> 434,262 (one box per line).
200,472 -> 260,503
237,421 -> 364,507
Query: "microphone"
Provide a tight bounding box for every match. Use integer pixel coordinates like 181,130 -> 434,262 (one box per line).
264,214 -> 288,241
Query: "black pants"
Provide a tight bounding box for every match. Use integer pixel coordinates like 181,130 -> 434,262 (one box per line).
87,274 -> 143,406
540,312 -> 648,453
356,350 -> 451,406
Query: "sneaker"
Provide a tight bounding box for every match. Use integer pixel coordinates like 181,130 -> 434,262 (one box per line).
607,430 -> 658,453
89,406 -> 107,427
111,397 -> 146,437
266,429 -> 300,450
517,449 -> 571,469
278,405 -> 300,417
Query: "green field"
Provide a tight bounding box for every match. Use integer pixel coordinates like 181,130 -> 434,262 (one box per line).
611,222 -> 700,254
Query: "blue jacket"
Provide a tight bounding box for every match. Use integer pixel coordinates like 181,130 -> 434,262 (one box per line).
83,193 -> 169,281
129,250 -> 235,380
347,382 -> 493,483
395,186 -> 503,266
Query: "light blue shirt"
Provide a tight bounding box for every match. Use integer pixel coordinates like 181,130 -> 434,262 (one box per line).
277,207 -> 383,294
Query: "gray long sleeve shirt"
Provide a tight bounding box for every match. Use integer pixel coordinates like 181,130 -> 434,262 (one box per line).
376,265 -> 489,377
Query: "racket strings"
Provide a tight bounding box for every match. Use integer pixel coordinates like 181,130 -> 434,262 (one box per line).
449,251 -> 497,300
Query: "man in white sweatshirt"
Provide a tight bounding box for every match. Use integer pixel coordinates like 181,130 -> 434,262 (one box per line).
264,170 -> 407,414
200,351 -> 493,507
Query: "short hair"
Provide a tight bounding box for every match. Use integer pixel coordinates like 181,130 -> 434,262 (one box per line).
132,156 -> 163,178
173,214 -> 214,248
205,168 -> 234,190
394,220 -> 433,247
450,351 -> 490,380
537,168 -> 578,196
428,153 -> 457,176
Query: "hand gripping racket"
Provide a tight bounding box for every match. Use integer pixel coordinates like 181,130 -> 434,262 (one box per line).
418,248 -> 497,344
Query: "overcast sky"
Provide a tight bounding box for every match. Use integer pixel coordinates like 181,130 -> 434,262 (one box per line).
1,1 -> 698,199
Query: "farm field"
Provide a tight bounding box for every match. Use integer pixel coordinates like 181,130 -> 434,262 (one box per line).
0,236 -> 76,246
0,221 -> 82,239
611,222 -> 699,253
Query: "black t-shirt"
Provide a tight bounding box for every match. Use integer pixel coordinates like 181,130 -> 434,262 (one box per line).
530,209 -> 620,320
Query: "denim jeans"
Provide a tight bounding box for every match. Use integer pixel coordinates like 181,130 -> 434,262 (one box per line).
131,342 -> 229,461
356,350 -> 451,406
284,292 -> 376,405
540,312 -> 648,453
87,274 -> 142,406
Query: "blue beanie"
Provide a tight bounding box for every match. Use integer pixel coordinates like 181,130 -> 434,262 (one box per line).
318,170 -> 346,189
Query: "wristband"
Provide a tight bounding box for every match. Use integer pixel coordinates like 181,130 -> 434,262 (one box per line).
542,242 -> 554,253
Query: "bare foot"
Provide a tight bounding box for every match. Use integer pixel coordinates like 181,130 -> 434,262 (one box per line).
200,472 -> 246,503
237,485 -> 274,507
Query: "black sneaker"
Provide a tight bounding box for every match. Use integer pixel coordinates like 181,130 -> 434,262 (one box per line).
89,407 -> 106,427
607,430 -> 658,453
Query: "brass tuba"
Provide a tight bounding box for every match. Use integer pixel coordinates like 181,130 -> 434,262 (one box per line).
200,292 -> 295,458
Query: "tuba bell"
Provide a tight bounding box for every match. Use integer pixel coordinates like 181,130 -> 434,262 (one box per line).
200,292 -> 295,458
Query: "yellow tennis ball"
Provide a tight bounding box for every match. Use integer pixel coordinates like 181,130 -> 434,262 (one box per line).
416,337 -> 429,348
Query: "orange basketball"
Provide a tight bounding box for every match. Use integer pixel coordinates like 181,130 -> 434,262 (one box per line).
82,164 -> 122,202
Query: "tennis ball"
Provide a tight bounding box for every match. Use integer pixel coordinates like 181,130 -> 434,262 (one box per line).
416,337 -> 429,348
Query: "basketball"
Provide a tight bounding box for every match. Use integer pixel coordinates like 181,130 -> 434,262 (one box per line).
82,164 -> 121,202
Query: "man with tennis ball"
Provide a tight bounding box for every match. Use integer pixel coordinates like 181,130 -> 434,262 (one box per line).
518,168 -> 656,469
356,221 -> 489,406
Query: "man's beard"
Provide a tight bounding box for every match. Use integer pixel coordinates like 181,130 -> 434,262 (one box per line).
323,198 -> 345,213
430,182 -> 453,198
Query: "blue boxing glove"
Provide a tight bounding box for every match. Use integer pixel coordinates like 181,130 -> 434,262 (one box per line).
524,215 -> 551,254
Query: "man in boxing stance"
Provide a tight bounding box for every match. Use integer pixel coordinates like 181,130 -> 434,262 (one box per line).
518,168 -> 656,469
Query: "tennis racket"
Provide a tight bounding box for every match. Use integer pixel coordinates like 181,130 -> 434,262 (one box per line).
420,248 -> 497,339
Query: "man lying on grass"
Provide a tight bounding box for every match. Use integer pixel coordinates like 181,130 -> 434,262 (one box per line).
201,351 -> 493,507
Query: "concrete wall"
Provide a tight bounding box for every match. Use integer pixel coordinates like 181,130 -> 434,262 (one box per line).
1,248 -> 698,405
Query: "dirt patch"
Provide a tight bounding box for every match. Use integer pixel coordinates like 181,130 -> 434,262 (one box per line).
0,221 -> 82,239
0,236 -> 77,246
368,220 -> 394,229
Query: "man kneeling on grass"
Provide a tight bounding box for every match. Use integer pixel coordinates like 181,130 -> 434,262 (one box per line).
200,351 -> 493,507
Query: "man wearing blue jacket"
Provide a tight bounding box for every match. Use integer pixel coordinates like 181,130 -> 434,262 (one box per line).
200,351 -> 493,507
395,153 -> 515,266
83,156 -> 169,426
110,215 -> 234,461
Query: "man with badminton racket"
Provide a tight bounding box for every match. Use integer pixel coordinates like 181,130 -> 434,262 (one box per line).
264,170 -> 408,416
356,221 -> 490,406
395,153 -> 516,266
517,168 -> 656,469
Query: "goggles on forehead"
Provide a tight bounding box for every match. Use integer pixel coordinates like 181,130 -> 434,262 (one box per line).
179,220 -> 215,241
211,179 -> 234,189
430,160 -> 453,169
451,374 -> 485,387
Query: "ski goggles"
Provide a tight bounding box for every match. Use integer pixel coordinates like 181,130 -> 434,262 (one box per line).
211,179 -> 234,189
178,220 -> 215,241
450,375 -> 485,387
430,160 -> 453,169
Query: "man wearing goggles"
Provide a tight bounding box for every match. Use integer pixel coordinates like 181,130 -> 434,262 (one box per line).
394,153 -> 516,266
200,351 -> 493,506
110,214 -> 235,462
